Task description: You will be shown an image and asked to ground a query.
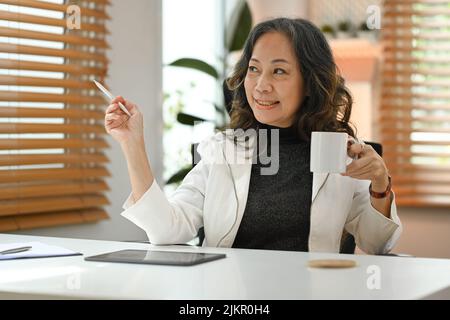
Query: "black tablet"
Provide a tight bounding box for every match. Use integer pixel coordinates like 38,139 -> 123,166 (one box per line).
84,249 -> 226,266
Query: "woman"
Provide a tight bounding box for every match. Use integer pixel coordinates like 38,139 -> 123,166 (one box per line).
104,18 -> 401,254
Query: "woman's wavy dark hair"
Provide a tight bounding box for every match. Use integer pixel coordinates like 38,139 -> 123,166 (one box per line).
227,18 -> 356,140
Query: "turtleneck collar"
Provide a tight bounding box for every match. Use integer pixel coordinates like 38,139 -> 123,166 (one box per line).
256,121 -> 303,144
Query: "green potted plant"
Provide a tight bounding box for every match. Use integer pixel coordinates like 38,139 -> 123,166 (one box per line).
336,20 -> 353,39
357,21 -> 377,42
320,24 -> 335,40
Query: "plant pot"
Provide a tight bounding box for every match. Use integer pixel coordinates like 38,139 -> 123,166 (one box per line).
323,32 -> 335,41
357,31 -> 377,43
336,31 -> 352,39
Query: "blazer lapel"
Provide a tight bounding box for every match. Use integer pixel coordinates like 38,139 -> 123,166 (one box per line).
312,172 -> 329,203
222,133 -> 255,237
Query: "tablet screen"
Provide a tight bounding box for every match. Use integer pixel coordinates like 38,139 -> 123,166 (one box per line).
85,249 -> 226,266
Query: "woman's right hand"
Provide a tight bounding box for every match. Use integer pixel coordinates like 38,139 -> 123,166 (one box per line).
104,96 -> 144,146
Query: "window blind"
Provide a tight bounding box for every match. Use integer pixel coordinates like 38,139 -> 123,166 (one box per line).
0,0 -> 111,231
381,0 -> 450,207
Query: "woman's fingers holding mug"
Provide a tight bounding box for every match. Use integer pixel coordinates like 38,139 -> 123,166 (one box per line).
342,144 -> 388,183
347,138 -> 366,159
342,157 -> 372,176
343,167 -> 374,180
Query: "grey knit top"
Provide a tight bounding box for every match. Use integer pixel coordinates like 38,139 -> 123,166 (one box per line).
232,123 -> 313,252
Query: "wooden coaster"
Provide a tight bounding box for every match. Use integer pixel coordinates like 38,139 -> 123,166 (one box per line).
307,259 -> 357,269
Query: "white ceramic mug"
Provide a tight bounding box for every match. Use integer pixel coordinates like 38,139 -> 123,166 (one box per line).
310,131 -> 349,173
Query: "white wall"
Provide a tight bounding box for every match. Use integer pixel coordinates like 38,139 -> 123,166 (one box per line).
247,0 -> 309,23
9,0 -> 163,241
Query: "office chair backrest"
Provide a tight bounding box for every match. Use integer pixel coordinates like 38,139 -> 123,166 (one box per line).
366,142 -> 382,158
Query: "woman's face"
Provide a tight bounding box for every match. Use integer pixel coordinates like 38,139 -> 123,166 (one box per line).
244,31 -> 305,128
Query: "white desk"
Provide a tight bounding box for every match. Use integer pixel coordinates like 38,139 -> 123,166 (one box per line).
0,234 -> 449,300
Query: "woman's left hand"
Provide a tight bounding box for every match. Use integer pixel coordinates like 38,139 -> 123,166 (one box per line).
342,140 -> 390,193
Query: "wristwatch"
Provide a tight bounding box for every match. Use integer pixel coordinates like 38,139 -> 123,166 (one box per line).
369,176 -> 392,199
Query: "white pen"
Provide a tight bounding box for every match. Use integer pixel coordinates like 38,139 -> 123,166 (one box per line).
93,80 -> 132,117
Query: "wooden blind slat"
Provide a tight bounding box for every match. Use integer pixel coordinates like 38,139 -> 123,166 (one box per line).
383,20 -> 450,29
383,68 -> 450,77
383,33 -> 450,41
388,163 -> 450,172
0,58 -> 107,76
0,0 -> 110,19
384,56 -> 450,64
385,0 -> 450,4
0,123 -> 106,134
383,92 -> 450,100
395,196 -> 450,208
382,140 -> 450,147
0,181 -> 109,200
0,167 -> 110,183
0,138 -> 109,150
394,185 -> 450,196
381,128 -> 450,135
380,103 -> 450,111
0,75 -> 98,89
382,80 -> 450,88
0,217 -> 17,232
0,27 -> 109,48
0,107 -> 105,119
384,151 -> 450,160
390,173 -> 450,181
385,150 -> 450,158
0,43 -> 108,62
384,44 -> 450,52
384,9 -> 450,17
0,209 -> 108,232
380,115 -> 450,123
0,195 -> 109,216
0,92 -> 105,104
0,10 -> 109,33
0,153 -> 108,166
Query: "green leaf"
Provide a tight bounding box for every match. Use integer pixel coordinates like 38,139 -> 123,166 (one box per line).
177,112 -> 208,126
226,0 -> 252,52
166,166 -> 192,185
168,58 -> 219,79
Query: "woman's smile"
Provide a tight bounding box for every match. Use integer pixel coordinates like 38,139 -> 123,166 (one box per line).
254,97 -> 280,110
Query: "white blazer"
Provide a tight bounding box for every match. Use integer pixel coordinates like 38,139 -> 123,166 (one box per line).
121,132 -> 402,254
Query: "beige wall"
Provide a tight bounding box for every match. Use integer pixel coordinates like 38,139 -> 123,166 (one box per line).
392,207 -> 450,259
